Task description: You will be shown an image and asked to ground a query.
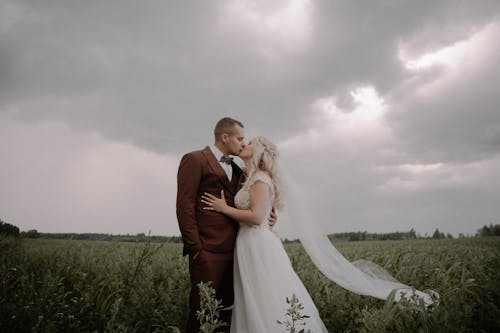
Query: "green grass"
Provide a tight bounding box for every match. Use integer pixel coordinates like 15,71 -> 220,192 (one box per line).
1,237 -> 499,332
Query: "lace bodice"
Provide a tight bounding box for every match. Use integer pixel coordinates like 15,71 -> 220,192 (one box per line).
234,171 -> 274,229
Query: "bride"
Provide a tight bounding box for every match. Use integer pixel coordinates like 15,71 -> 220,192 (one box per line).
202,136 -> 437,332
202,136 -> 329,332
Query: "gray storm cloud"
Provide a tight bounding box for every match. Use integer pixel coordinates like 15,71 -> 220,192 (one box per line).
1,0 -> 499,236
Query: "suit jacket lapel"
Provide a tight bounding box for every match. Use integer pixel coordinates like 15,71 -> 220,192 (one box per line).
201,146 -> 235,194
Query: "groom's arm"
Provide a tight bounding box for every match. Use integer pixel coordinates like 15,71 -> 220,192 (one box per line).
176,154 -> 203,256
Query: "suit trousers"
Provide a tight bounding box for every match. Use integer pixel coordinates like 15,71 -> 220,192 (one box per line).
186,249 -> 234,333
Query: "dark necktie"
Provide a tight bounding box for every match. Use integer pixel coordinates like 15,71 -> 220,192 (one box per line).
220,156 -> 238,188
230,162 -> 239,188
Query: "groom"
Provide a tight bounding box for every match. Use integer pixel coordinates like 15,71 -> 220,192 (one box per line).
177,117 -> 275,333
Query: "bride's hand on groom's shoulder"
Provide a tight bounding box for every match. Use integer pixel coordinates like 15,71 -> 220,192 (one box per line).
269,207 -> 277,229
201,190 -> 229,214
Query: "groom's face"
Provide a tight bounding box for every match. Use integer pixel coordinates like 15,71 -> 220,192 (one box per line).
225,125 -> 245,156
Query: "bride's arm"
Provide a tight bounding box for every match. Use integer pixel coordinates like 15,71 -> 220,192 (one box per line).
201,181 -> 271,225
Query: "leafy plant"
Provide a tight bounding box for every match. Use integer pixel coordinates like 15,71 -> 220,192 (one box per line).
196,281 -> 232,333
277,293 -> 313,333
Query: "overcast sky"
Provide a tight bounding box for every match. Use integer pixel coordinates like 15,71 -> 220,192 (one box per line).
1,0 -> 499,238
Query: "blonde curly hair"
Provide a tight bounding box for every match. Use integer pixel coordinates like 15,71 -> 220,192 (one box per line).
245,136 -> 284,210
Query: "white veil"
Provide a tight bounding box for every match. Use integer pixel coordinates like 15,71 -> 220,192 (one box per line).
276,168 -> 439,307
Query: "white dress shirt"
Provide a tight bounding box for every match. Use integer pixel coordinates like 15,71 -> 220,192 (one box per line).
210,145 -> 232,181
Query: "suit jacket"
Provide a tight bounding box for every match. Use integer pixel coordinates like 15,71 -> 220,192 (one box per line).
176,146 -> 245,256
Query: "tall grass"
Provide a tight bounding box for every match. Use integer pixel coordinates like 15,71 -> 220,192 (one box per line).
1,237 -> 499,332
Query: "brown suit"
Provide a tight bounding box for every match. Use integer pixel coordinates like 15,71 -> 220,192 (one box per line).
176,146 -> 244,333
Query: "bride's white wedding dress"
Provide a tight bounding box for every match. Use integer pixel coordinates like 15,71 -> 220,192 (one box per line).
230,171 -> 328,333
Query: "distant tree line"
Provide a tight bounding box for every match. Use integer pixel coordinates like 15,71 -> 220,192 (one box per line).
329,228 -> 419,241
0,219 -> 182,243
327,228 -> 456,242
3,218 -> 499,243
476,223 -> 500,237
283,228 -> 464,243
0,219 -> 20,237
24,232 -> 183,243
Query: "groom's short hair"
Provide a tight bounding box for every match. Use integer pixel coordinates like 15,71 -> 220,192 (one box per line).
214,117 -> 244,139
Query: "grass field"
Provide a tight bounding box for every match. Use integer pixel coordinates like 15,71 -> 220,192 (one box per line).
1,237 -> 499,332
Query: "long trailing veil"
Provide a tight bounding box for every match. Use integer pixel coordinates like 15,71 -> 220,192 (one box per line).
276,168 -> 439,307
